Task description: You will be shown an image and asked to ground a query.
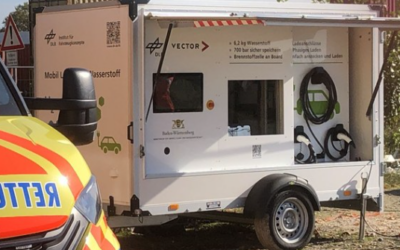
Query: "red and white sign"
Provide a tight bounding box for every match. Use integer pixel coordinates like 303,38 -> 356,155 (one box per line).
1,15 -> 25,51
194,19 -> 264,28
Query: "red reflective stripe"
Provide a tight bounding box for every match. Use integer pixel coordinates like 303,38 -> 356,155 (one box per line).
217,20 -> 224,26
0,130 -> 83,199
90,225 -> 115,250
83,245 -> 91,250
0,216 -> 68,239
0,145 -> 46,175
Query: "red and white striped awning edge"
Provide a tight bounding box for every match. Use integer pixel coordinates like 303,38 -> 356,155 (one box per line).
194,20 -> 264,28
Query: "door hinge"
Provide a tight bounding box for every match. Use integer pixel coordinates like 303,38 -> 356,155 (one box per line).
375,134 -> 381,146
140,145 -> 145,158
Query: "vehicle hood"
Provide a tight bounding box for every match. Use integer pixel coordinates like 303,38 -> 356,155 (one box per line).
0,116 -> 92,239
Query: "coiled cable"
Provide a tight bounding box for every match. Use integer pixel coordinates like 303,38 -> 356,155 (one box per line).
300,67 -> 338,125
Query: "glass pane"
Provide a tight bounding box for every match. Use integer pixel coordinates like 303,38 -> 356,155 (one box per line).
228,80 -> 283,136
0,74 -> 20,116
153,73 -> 203,113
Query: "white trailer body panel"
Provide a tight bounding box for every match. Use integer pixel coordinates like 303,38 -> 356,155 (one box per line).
34,2 -> 134,206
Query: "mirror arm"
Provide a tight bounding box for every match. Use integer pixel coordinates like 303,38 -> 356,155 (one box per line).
24,98 -> 96,110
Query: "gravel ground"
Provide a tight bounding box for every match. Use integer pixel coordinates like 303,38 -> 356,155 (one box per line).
117,190 -> 400,250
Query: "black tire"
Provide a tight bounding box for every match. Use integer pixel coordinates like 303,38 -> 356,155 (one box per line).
254,189 -> 315,250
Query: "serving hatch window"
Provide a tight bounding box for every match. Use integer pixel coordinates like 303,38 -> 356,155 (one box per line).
153,73 -> 203,113
228,80 -> 283,136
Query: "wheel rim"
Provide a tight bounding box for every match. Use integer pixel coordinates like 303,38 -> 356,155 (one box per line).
273,197 -> 309,244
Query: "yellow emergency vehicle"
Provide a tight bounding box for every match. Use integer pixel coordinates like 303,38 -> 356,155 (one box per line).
0,59 -> 120,250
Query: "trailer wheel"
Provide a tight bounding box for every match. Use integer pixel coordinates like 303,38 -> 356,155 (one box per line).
254,189 -> 314,250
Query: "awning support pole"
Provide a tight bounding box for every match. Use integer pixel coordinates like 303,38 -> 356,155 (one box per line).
366,30 -> 398,117
145,22 -> 174,122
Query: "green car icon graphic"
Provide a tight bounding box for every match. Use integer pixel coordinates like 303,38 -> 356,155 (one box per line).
295,90 -> 340,118
99,136 -> 122,154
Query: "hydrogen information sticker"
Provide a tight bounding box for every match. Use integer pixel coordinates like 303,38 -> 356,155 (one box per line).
206,201 -> 221,209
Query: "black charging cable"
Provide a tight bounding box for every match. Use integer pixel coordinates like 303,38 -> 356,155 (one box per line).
324,125 -> 356,161
300,67 -> 338,157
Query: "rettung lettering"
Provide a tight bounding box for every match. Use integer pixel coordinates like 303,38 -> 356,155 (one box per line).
0,182 -> 61,209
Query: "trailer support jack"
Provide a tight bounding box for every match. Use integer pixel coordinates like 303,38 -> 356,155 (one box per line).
358,174 -> 369,241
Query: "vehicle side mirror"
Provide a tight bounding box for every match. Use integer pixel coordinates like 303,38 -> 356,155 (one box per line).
24,68 -> 97,145
56,68 -> 97,145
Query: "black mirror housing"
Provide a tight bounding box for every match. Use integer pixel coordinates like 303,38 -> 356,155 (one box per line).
24,68 -> 97,145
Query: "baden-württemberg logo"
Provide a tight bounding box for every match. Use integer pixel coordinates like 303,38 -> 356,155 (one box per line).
172,120 -> 185,129
157,119 -> 200,140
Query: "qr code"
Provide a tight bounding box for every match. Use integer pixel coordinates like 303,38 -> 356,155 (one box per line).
252,145 -> 261,159
107,21 -> 120,47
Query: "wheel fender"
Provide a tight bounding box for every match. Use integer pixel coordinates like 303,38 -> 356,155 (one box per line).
244,173 -> 320,218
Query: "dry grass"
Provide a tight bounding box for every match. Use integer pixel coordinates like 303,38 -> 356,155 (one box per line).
117,173 -> 400,250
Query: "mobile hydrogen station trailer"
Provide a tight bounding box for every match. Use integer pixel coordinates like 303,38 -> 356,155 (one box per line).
33,0 -> 400,249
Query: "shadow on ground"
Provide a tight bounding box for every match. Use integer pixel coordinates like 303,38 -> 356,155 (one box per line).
385,189 -> 400,196
118,222 -> 264,250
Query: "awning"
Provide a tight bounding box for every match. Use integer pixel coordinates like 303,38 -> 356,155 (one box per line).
144,10 -> 400,29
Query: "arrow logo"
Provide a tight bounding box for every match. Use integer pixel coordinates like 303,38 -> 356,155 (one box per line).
202,41 -> 209,52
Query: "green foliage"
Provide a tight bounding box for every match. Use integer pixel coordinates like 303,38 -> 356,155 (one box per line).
384,172 -> 400,190
1,2 -> 29,32
384,32 -> 400,154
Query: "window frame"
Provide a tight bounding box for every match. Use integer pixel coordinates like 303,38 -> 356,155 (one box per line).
0,60 -> 27,116
228,79 -> 283,136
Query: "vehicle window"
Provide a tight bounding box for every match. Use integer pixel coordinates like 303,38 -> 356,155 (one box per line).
0,73 -> 20,116
228,79 -> 283,136
153,73 -> 203,113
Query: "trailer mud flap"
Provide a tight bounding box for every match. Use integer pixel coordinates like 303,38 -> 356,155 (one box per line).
244,173 -> 320,218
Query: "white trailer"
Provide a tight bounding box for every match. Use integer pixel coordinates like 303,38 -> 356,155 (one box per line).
33,1 -> 400,249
